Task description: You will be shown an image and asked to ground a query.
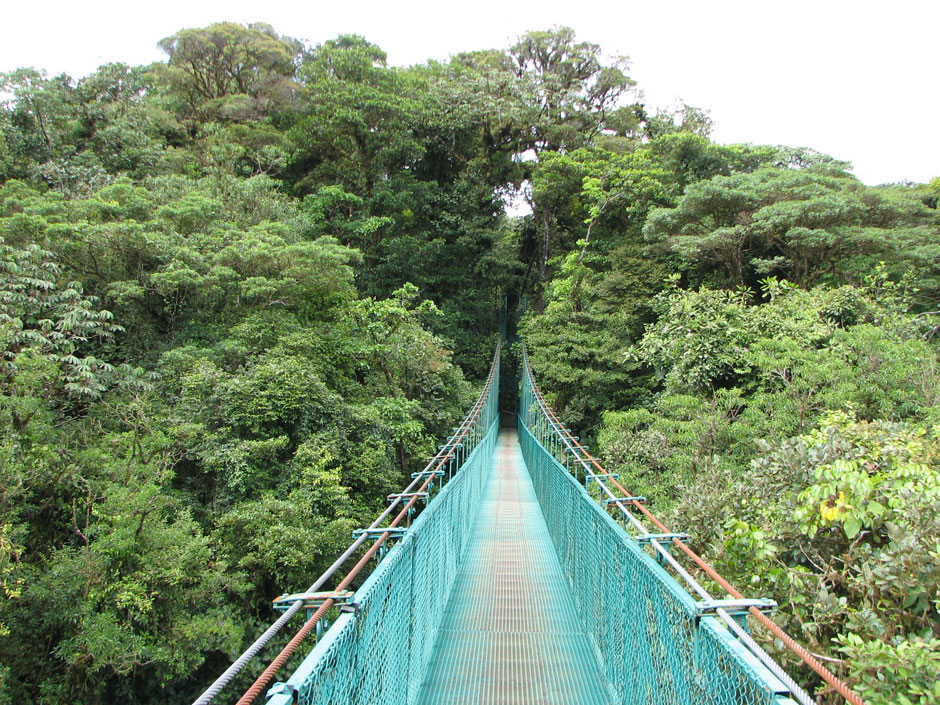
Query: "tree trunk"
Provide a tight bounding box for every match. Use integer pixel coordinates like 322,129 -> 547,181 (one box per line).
536,207 -> 552,313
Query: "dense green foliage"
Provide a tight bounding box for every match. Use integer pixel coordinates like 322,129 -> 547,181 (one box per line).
520,126 -> 939,705
1,20 -> 938,705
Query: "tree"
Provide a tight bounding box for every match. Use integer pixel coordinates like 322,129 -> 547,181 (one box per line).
644,166 -> 939,288
157,23 -> 298,122
288,35 -> 423,195
0,69 -> 74,163
0,64 -> 182,188
0,168 -> 476,704
509,27 -> 634,153
509,28 -> 636,303
642,103 -> 714,140
74,63 -> 181,177
0,238 -> 125,399
285,37 -> 516,372
433,28 -> 638,308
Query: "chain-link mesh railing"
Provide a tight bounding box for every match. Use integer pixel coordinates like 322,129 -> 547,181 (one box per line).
265,345 -> 501,705
518,345 -> 800,705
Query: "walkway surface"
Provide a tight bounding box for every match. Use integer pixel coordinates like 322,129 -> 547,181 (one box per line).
415,430 -> 610,705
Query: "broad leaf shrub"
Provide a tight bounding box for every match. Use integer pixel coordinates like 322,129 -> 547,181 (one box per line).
599,277 -> 940,702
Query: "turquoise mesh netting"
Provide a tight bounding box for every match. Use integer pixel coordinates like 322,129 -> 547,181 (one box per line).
415,429 -> 611,705
267,347 -> 801,705
266,358 -> 500,705
517,367 -> 798,705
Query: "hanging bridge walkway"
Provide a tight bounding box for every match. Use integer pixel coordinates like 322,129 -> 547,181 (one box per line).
417,429 -> 610,705
194,342 -> 866,705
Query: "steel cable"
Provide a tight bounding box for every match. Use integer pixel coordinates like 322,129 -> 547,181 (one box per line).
232,344 -> 501,705
520,343 -> 866,705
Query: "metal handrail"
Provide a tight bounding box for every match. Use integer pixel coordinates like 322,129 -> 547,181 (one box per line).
520,342 -> 866,705
194,342 -> 501,705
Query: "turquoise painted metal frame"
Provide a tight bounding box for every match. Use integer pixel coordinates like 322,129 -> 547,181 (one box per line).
266,377 -> 500,705
517,395 -> 798,705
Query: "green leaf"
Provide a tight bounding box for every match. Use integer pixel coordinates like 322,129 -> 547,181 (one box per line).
866,500 -> 886,516
843,516 -> 862,539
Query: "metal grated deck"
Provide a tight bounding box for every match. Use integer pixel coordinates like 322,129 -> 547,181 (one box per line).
415,429 -> 611,705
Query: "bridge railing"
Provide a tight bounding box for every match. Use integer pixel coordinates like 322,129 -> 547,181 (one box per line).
251,342 -> 501,705
518,342 -> 816,705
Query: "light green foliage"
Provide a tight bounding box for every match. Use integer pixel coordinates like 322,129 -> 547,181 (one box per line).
760,415 -> 939,704
523,135 -> 825,311
0,309 -> 245,703
796,412 -> 940,543
605,277 -> 940,700
643,103 -> 714,140
633,274 -> 938,414
216,441 -> 353,593
0,69 -> 80,166
24,503 -> 245,696
1,65 -> 182,188
598,389 -> 752,511
633,282 -> 755,393
532,145 -> 677,258
837,634 -> 940,705
518,138 -> 862,437
0,175 -> 362,352
301,184 -> 394,243
445,27 -> 638,167
602,402 -> 940,703
928,176 -> 940,208
0,127 -> 11,182
0,238 -> 127,398
520,142 -> 691,435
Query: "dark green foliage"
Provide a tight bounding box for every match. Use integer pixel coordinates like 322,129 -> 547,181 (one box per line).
0,160 -> 472,702
643,165 -> 939,291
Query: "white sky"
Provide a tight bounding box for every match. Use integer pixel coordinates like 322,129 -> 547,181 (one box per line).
2,0 -> 937,185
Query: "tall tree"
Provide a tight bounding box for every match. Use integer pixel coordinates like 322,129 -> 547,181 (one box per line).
486,27 -> 638,306
157,22 -> 298,123
509,27 -> 634,153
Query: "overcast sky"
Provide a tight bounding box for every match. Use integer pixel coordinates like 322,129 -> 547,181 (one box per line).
2,0 -> 937,186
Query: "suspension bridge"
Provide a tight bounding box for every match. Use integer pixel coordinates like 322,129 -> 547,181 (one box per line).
193,342 -> 866,705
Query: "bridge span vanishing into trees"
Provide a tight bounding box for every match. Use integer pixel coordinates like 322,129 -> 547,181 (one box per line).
193,342 -> 866,705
